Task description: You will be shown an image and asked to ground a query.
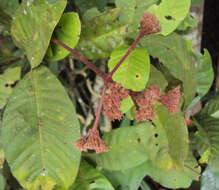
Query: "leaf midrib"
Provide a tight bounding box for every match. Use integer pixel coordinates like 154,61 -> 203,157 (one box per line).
30,69 -> 46,171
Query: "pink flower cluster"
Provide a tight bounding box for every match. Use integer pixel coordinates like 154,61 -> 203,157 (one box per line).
135,85 -> 181,121
159,87 -> 181,114
74,129 -> 109,154
103,83 -> 181,122
139,12 -> 161,37
135,85 -> 161,121
103,82 -> 129,121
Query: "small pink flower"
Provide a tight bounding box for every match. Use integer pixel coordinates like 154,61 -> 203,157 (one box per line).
159,86 -> 181,114
134,85 -> 161,121
74,129 -> 109,154
139,12 -> 161,37
103,82 -> 129,121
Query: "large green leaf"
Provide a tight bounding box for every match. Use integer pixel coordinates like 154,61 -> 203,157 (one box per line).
11,0 -> 67,68
201,167 -> 219,190
144,150 -> 200,189
76,8 -> 128,59
1,66 -> 81,189
46,12 -> 81,62
195,49 -> 214,98
0,66 -> 21,109
70,160 -> 114,190
148,0 -> 191,35
115,0 -> 158,38
97,114 -> 188,171
153,104 -> 189,169
141,33 -> 197,108
101,162 -> 149,190
108,47 -> 150,91
96,122 -> 160,171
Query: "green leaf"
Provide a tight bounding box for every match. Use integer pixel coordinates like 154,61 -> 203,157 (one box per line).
101,162 -> 149,190
0,0 -> 19,30
0,66 -> 21,109
1,66 -> 81,189
196,95 -> 219,119
146,65 -> 168,91
83,7 -> 100,21
98,103 -> 188,171
153,104 -> 189,169
0,0 -> 19,17
120,96 -> 134,114
195,49 -> 214,98
177,13 -> 198,31
96,122 -> 159,171
46,12 -> 81,62
148,0 -> 191,35
144,150 -> 201,189
70,160 -> 114,190
193,117 -> 219,171
108,47 -> 150,91
76,8 -> 128,59
201,167 -> 219,190
11,0 -> 67,68
141,33 -> 197,108
0,9 -> 11,30
74,0 -> 107,13
115,0 -> 158,37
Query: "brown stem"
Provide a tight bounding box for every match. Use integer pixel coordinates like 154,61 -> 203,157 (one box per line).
129,91 -> 139,110
107,34 -> 142,81
52,38 -> 107,80
92,84 -> 107,131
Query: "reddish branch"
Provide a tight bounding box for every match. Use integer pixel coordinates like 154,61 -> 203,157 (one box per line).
52,39 -> 107,80
52,12 -> 161,153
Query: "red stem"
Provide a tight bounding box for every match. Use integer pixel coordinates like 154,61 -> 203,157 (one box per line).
53,35 -> 143,132
92,84 -> 107,131
108,34 -> 142,80
52,39 -> 107,80
129,92 -> 139,110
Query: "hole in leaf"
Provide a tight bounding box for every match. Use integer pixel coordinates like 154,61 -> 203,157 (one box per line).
90,180 -> 95,184
5,83 -> 9,87
154,133 -> 158,138
137,138 -> 141,143
155,143 -> 158,146
165,15 -> 174,20
11,81 -> 17,88
135,74 -> 139,78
